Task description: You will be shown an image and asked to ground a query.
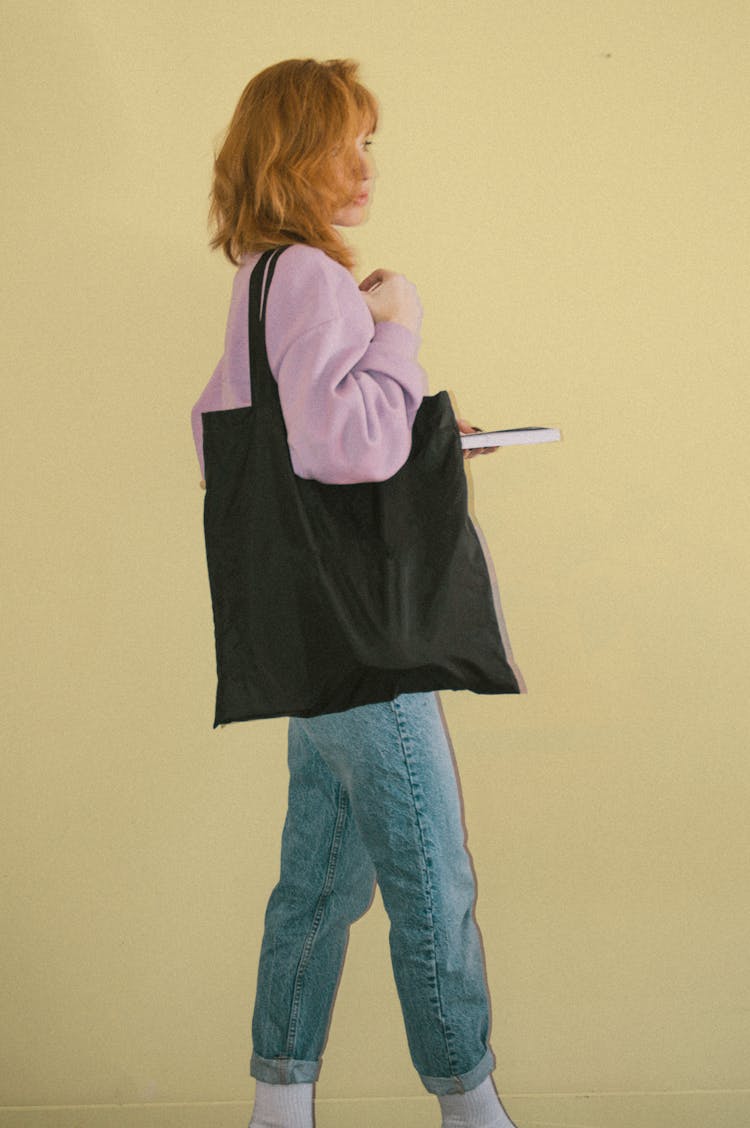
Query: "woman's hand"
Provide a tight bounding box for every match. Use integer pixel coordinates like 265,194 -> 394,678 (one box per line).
456,418 -> 498,461
359,270 -> 422,336
199,478 -> 206,489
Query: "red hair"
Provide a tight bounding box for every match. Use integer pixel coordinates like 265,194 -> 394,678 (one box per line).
208,58 -> 378,272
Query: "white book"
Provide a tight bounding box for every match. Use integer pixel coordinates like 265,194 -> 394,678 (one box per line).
460,426 -> 561,450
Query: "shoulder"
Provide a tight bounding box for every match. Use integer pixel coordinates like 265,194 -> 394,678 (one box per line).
269,244 -> 362,324
276,242 -> 352,282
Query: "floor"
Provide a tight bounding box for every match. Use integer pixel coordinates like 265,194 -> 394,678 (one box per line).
1,1090 -> 750,1127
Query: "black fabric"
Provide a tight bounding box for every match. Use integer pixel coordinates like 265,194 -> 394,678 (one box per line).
201,246 -> 520,726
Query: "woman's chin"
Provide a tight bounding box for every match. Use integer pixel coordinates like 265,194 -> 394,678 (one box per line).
332,203 -> 370,227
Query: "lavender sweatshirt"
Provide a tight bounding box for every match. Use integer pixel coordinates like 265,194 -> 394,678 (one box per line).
190,244 -> 429,484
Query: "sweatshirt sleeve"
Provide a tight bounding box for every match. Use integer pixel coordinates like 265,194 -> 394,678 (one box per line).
266,246 -> 429,484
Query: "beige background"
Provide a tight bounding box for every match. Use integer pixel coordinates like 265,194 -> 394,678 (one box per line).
2,2 -> 749,1126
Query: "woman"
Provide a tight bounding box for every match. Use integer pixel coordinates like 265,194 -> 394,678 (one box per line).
191,58 -> 519,1128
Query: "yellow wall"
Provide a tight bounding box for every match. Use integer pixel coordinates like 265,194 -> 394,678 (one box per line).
2,2 -> 749,1125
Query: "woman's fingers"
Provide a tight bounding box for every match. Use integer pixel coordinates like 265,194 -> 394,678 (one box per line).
456,418 -> 498,460
359,267 -> 398,292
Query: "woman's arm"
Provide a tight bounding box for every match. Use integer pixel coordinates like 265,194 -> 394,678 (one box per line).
266,245 -> 427,484
273,315 -> 427,483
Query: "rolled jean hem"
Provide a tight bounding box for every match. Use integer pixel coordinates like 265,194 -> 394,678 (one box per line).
419,1047 -> 496,1096
250,1051 -> 321,1085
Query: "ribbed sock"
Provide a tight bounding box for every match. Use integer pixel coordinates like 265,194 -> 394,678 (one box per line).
438,1075 -> 518,1128
248,1079 -> 314,1128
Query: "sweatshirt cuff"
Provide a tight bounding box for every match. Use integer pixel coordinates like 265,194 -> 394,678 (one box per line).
372,319 -> 421,360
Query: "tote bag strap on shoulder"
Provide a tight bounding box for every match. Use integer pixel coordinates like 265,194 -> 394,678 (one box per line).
248,246 -> 290,410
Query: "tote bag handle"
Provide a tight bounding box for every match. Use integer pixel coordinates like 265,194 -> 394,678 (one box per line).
247,246 -> 289,409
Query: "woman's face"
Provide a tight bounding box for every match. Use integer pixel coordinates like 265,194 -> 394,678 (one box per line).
331,132 -> 376,227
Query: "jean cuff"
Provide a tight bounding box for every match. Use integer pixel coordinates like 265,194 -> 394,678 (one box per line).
419,1046 -> 495,1095
250,1051 -> 321,1084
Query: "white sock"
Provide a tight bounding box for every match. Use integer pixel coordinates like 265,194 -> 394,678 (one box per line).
249,1079 -> 314,1128
438,1075 -> 518,1128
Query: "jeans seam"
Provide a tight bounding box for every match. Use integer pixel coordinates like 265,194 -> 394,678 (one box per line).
284,782 -> 349,1059
389,696 -> 458,1078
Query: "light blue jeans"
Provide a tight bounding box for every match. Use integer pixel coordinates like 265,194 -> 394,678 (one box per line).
249,691 -> 495,1095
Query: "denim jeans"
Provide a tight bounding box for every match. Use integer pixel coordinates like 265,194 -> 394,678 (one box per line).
249,691 -> 495,1095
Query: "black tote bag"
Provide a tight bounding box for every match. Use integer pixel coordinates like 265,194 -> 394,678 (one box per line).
201,246 -> 520,726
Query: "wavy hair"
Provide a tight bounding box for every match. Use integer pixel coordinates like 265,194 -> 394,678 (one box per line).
208,58 -> 378,272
